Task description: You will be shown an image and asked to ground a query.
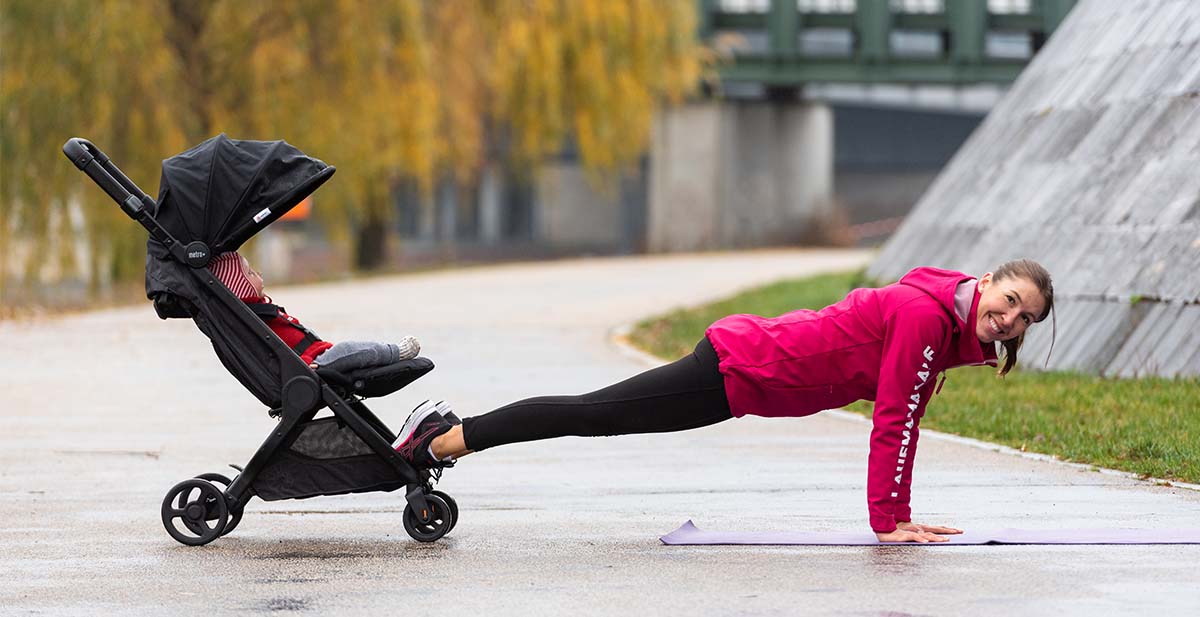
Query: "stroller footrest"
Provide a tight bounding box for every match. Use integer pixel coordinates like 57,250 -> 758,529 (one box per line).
316,357 -> 434,399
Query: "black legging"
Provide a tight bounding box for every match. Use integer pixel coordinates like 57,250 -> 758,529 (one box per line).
461,337 -> 733,452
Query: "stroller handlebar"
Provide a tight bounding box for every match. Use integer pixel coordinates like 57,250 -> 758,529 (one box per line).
63,138 -> 108,168
63,138 -> 98,167
62,137 -> 154,217
62,137 -> 191,259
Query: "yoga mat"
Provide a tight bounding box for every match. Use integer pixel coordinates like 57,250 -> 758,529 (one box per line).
660,520 -> 1200,545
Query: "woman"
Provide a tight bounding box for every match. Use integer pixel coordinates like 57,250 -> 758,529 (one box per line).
393,259 -> 1055,543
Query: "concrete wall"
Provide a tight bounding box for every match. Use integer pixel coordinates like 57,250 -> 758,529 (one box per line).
869,0 -> 1200,378
534,163 -> 625,251
649,99 -> 834,252
648,103 -> 723,252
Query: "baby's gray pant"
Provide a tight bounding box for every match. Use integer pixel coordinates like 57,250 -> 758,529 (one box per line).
313,341 -> 400,372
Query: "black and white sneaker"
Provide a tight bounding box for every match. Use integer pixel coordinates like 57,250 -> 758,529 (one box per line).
393,400 -> 454,469
435,400 -> 461,426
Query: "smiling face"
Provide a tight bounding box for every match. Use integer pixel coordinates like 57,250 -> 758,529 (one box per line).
974,272 -> 1047,344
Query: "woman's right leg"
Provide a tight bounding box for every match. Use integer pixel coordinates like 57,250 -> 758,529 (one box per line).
434,337 -> 731,459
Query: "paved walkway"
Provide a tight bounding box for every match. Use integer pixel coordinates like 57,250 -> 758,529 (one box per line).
2,249 -> 1197,616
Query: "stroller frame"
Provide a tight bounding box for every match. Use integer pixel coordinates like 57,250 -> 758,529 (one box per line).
63,138 -> 456,545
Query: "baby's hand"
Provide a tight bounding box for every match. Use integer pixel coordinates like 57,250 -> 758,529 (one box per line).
309,362 -> 318,369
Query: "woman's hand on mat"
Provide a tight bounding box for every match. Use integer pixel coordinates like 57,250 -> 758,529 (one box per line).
876,527 -> 951,543
896,521 -> 963,535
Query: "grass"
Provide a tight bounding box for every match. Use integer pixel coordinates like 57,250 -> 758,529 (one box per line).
629,269 -> 1200,485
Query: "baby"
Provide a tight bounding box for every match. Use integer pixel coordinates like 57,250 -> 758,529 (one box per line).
207,251 -> 419,372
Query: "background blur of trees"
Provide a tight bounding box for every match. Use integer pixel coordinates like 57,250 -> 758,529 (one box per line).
0,0 -> 706,300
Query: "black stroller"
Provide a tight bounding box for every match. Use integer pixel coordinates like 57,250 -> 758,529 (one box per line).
63,135 -> 457,546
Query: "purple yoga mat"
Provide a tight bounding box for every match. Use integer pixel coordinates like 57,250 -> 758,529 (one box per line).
660,520 -> 1200,545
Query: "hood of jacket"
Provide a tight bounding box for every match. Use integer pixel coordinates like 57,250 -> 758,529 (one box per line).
897,266 -> 997,369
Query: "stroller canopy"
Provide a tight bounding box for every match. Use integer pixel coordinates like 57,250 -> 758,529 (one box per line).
152,133 -> 335,256
146,135 -> 335,322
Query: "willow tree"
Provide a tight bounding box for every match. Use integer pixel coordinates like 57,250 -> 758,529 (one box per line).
1,0 -> 185,296
487,0 -> 705,176
243,1 -> 444,267
1,0 -> 707,298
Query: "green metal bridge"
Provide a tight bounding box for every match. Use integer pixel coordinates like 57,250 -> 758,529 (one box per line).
699,0 -> 1078,85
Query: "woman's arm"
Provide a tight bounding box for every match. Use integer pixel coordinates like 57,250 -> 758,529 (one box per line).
867,306 -> 949,536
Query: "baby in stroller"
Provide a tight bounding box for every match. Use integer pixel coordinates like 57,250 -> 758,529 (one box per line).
208,250 -> 419,370
209,250 -> 459,468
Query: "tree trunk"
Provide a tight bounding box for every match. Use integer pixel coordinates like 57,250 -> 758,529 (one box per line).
354,213 -> 389,271
165,0 -> 215,138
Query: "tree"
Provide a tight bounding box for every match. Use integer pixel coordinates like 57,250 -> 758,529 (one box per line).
1,0 -> 184,296
0,0 -> 707,299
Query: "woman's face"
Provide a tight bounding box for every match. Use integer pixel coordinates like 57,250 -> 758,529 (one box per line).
975,273 -> 1046,344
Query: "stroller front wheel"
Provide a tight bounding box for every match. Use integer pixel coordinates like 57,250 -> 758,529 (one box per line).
403,493 -> 453,542
429,490 -> 459,532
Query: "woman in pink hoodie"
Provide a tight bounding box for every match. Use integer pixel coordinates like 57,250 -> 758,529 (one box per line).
393,259 -> 1055,543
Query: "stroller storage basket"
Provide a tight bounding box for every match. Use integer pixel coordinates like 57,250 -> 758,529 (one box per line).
253,416 -> 405,501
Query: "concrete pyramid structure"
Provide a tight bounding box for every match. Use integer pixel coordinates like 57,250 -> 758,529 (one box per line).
869,0 -> 1200,377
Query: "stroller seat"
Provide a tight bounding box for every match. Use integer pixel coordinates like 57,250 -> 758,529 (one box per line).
316,357 -> 434,399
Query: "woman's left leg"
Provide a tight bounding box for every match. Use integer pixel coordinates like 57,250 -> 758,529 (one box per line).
433,337 -> 731,459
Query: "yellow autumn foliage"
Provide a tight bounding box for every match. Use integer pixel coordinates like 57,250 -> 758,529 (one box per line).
1,0 -> 706,296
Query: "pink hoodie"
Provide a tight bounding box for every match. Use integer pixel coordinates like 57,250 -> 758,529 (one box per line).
705,267 -> 998,532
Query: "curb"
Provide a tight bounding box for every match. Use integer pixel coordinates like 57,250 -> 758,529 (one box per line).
608,323 -> 1200,493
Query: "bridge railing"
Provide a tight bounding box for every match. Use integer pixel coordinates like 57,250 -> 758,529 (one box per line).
699,0 -> 1077,85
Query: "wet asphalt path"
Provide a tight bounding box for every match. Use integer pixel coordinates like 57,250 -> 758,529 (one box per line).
2,249 -> 1198,616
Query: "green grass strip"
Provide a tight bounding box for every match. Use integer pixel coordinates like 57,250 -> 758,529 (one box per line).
629,269 -> 1200,484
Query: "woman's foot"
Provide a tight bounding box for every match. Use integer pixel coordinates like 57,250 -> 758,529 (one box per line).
430,423 -> 472,461
393,401 -> 454,469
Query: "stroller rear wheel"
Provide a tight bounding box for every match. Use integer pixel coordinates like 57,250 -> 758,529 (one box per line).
403,493 -> 453,542
195,472 -> 244,536
161,478 -> 228,546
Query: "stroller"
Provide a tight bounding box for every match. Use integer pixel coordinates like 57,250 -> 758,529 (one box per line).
63,135 -> 457,546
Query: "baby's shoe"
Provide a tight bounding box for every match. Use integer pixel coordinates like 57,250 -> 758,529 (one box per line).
396,336 -> 420,361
